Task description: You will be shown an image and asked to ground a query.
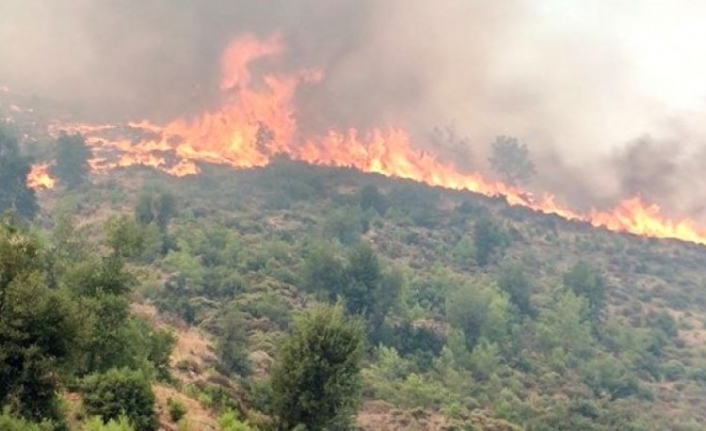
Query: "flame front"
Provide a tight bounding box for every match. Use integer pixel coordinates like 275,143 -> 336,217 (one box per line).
34,35 -> 706,246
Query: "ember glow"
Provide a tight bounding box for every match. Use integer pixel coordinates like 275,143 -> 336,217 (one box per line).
32,35 -> 706,246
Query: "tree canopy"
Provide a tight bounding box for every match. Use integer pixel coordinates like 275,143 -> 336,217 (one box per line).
271,303 -> 365,430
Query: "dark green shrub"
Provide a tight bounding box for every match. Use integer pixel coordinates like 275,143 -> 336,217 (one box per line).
166,398 -> 187,423
81,368 -> 158,431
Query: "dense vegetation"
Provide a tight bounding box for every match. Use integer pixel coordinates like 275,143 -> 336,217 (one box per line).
5,126 -> 706,430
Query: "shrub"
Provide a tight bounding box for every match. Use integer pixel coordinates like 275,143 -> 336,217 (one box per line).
0,408 -> 55,431
82,416 -> 135,431
271,303 -> 365,430
218,410 -> 254,431
166,398 -> 187,423
81,368 -> 158,431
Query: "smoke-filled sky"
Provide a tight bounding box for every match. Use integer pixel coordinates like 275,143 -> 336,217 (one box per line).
2,0 -> 706,216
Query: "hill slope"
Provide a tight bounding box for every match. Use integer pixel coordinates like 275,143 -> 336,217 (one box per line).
36,160 -> 706,430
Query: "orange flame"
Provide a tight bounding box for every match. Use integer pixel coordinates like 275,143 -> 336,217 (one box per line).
27,163 -> 55,189
39,35 -> 706,246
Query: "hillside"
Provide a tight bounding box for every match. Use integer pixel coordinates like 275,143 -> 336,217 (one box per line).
24,159 -> 706,430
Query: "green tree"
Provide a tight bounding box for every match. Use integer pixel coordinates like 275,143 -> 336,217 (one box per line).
563,261 -> 606,320
53,132 -> 91,189
344,243 -> 382,317
323,206 -> 362,245
214,306 -> 251,376
446,282 -> 511,350
0,128 -> 38,220
488,135 -> 535,186
302,241 -> 348,300
473,216 -> 511,267
271,303 -> 365,430
134,191 -> 177,234
0,219 -> 79,422
497,263 -> 534,317
536,290 -> 594,360
359,184 -> 389,216
81,368 -> 158,431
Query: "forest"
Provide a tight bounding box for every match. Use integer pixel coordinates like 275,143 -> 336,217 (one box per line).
3,125 -> 706,430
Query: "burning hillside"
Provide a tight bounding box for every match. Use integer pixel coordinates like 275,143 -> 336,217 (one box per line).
11,34 -> 706,247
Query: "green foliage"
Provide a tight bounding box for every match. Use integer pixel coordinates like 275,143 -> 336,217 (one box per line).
82,416 -> 135,431
0,408 -> 55,431
469,338 -> 503,380
81,368 -> 158,431
0,216 -> 173,426
488,135 -> 535,186
166,398 -> 187,423
359,184 -> 389,216
0,220 -> 79,423
343,243 -> 383,317
218,410 -> 254,431
473,216 -> 512,267
271,303 -> 365,430
497,263 -> 534,317
236,292 -> 292,329
564,261 -> 606,320
135,191 -> 177,231
580,354 -> 641,400
134,190 -> 178,255
305,242 -> 401,336
536,290 -> 594,362
214,306 -> 251,376
446,281 -> 511,349
650,310 -> 678,339
323,206 -> 362,245
124,317 -> 176,381
378,323 -> 445,371
302,241 -> 347,299
0,128 -> 37,220
104,216 -> 148,260
53,132 -> 91,189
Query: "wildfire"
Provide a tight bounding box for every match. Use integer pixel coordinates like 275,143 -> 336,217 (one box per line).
29,35 -> 706,246
27,163 -> 55,189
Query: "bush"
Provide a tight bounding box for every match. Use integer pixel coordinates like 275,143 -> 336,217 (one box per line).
271,303 -> 366,430
473,216 -> 511,267
82,416 -> 135,431
218,410 -> 254,431
166,398 -> 187,423
0,408 -> 55,431
81,368 -> 158,431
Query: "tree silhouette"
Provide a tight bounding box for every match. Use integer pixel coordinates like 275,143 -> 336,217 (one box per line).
54,132 -> 91,189
0,128 -> 37,220
488,136 -> 535,186
271,303 -> 365,430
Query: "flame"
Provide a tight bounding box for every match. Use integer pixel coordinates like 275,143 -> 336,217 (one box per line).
32,35 -> 706,246
27,163 -> 55,189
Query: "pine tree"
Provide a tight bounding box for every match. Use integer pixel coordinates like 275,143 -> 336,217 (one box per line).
271,303 -> 365,430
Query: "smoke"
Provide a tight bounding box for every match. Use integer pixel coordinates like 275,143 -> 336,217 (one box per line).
2,0 -> 706,217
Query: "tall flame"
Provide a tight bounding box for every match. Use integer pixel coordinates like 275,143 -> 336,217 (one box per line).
32,35 -> 706,246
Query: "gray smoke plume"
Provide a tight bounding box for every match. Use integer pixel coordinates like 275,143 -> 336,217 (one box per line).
2,0 -> 706,219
